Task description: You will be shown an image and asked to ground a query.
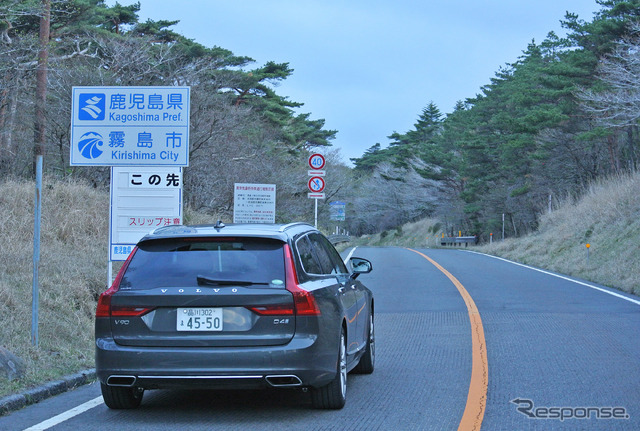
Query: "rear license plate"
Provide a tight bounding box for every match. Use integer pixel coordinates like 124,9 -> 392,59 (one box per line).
177,308 -> 223,331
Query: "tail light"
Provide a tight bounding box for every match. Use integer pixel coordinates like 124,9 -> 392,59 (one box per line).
95,247 -> 153,318
247,245 -> 320,316
248,304 -> 294,316
284,244 -> 321,316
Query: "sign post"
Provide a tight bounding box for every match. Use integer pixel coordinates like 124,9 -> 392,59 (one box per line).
307,154 -> 326,228
586,243 -> 591,266
71,86 -> 190,288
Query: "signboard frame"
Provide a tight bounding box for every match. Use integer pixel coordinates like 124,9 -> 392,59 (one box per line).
329,201 -> 346,221
70,86 -> 190,167
233,183 -> 277,224
109,166 -> 183,261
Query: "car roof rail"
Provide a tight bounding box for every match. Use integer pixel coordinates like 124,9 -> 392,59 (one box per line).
278,222 -> 315,232
149,225 -> 197,235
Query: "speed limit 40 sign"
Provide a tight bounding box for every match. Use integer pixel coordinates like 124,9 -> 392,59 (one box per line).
308,153 -> 325,170
307,153 -> 326,199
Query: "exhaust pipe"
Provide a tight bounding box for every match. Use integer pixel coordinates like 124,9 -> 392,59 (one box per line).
265,375 -> 303,387
106,375 -> 137,387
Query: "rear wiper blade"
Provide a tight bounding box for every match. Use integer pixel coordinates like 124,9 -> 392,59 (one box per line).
196,276 -> 267,287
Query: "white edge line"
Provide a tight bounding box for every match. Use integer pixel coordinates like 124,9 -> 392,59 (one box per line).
344,246 -> 358,265
23,396 -> 103,431
465,250 -> 640,306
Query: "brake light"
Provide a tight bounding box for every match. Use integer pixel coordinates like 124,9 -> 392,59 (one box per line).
110,306 -> 154,317
95,247 -> 138,318
284,244 -> 321,316
248,304 -> 294,316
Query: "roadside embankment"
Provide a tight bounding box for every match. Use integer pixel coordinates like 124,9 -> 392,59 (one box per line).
350,172 -> 639,296
479,171 -> 639,295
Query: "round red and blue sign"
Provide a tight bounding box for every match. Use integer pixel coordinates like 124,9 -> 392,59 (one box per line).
308,176 -> 325,193
308,153 -> 325,170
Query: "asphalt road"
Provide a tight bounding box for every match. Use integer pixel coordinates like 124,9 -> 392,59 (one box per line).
1,247 -> 638,430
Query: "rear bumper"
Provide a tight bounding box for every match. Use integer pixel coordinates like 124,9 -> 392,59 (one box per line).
95,334 -> 337,390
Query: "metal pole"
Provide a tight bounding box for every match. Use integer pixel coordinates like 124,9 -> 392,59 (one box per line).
32,155 -> 43,346
108,261 -> 113,289
314,198 -> 318,229
32,0 -> 51,347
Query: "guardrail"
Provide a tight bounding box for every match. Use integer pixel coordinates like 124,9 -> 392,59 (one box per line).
328,234 -> 351,245
440,236 -> 478,247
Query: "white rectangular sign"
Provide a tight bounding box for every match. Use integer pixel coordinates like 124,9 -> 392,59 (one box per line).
233,183 -> 276,223
110,166 -> 183,261
71,86 -> 190,166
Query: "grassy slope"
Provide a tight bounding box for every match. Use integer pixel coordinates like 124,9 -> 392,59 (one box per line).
479,171 -> 640,296
351,171 -> 639,296
0,180 -> 106,398
348,219 -> 446,249
0,179 -> 216,399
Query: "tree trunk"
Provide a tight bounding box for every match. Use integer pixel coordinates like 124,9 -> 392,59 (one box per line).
628,125 -> 638,171
34,0 -> 50,173
606,133 -> 620,174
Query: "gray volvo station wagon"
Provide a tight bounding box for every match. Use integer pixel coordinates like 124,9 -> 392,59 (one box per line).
95,222 -> 374,410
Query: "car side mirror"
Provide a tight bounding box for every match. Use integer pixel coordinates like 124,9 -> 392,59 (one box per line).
349,257 -> 372,279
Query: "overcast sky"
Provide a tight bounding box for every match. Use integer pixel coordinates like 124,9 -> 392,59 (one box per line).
111,1 -> 602,163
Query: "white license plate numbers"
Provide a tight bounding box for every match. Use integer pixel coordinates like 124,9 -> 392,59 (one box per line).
177,308 -> 223,331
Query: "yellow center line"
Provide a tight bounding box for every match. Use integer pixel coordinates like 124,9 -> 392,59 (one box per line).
407,248 -> 488,431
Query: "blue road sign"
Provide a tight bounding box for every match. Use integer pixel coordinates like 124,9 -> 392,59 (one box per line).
70,86 -> 190,166
78,93 -> 106,120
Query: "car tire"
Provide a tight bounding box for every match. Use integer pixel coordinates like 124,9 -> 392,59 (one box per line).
311,328 -> 347,409
100,383 -> 144,409
353,311 -> 375,374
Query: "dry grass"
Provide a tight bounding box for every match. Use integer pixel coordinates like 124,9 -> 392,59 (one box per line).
350,219 -> 445,248
351,172 -> 639,296
480,171 -> 640,295
0,178 -> 223,399
0,179 -> 109,397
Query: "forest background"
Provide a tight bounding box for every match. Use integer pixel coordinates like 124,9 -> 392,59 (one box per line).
1,0 -> 640,237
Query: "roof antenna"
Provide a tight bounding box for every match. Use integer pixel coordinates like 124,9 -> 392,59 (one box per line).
214,220 -> 226,231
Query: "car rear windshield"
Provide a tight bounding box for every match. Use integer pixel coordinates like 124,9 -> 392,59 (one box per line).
119,237 -> 286,290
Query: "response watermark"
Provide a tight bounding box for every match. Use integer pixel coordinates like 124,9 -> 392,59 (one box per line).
511,398 -> 630,422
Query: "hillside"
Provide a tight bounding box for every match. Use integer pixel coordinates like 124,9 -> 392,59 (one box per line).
0,180 -> 106,398
355,171 -> 639,296
0,179 -> 215,399
479,171 -> 640,295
